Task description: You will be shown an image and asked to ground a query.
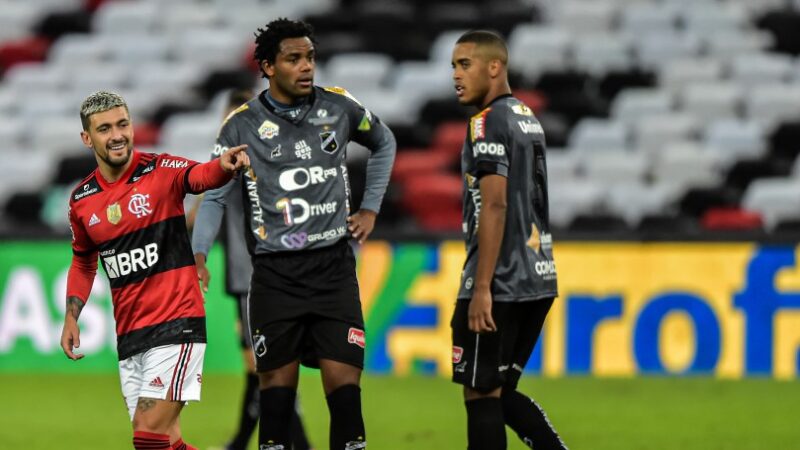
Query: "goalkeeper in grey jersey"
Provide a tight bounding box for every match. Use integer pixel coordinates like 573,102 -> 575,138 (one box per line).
194,18 -> 395,450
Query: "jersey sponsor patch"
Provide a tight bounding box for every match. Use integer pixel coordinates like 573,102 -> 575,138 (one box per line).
472,142 -> 505,158
258,120 -> 280,140
511,103 -> 533,116
470,108 -> 491,142
101,243 -> 159,279
453,346 -> 464,363
88,213 -> 101,227
160,159 -> 189,169
357,110 -> 373,131
73,178 -> 102,202
348,327 -> 366,348
518,120 -> 544,134
107,202 -> 123,225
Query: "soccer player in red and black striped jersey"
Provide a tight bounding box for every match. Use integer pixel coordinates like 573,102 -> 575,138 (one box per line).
59,91 -> 249,450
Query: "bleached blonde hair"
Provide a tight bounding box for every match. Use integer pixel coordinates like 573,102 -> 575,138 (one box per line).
79,91 -> 128,130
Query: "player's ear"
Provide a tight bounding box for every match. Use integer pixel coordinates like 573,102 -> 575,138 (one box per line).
488,59 -> 502,78
80,130 -> 93,149
261,60 -> 275,78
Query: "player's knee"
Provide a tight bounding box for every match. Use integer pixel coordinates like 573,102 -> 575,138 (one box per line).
258,363 -> 299,389
464,385 -> 502,401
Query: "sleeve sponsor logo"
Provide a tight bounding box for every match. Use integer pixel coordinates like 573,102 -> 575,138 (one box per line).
357,109 -> 373,132
472,142 -> 505,158
244,169 -> 266,239
101,243 -> 159,279
517,120 -> 544,135
258,120 -> 280,140
469,108 -> 491,142
348,327 -> 366,348
160,159 -> 190,169
278,166 -> 337,191
511,104 -> 533,116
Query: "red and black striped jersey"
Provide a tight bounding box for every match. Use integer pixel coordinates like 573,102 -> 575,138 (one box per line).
67,150 -> 231,360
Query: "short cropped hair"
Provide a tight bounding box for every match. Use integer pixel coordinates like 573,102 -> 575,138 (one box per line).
456,30 -> 508,65
253,18 -> 316,76
79,91 -> 128,131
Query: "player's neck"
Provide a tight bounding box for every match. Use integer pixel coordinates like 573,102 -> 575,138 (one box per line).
479,82 -> 512,110
266,89 -> 307,108
96,154 -> 134,183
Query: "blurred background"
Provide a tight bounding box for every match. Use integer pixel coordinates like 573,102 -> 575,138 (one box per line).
1,0 -> 800,448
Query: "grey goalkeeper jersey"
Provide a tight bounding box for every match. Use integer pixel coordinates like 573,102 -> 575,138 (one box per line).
458,94 -> 558,302
207,86 -> 395,255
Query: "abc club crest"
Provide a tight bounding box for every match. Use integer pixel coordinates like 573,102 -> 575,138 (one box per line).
319,131 -> 339,154
106,202 -> 122,225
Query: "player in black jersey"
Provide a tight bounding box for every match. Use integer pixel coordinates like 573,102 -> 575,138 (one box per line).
209,18 -> 396,450
451,30 -> 567,450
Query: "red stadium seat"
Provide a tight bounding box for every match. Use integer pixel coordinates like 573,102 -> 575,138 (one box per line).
401,173 -> 463,231
392,149 -> 454,184
0,36 -> 50,74
512,89 -> 547,113
431,121 -> 467,160
133,123 -> 160,148
701,207 -> 763,231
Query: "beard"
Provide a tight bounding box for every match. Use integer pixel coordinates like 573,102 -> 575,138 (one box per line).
98,140 -> 132,168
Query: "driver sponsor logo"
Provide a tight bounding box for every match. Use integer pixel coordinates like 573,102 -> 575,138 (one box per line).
276,198 -> 337,225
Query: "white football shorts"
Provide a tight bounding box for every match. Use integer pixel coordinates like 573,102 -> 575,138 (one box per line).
119,343 -> 205,420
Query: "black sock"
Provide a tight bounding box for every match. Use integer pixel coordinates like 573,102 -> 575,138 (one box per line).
465,397 -> 506,450
326,384 -> 366,450
258,387 -> 296,449
501,390 -> 566,449
290,398 -> 312,450
228,373 -> 260,450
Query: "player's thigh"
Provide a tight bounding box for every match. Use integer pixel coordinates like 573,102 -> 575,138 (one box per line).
132,397 -> 184,433
119,353 -> 146,421
139,343 -> 205,403
308,312 -> 365,374
451,299 -> 510,391
319,358 -> 362,394
505,298 -> 554,390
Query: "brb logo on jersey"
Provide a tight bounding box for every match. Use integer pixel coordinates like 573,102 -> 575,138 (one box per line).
128,193 -> 152,218
101,243 -> 159,279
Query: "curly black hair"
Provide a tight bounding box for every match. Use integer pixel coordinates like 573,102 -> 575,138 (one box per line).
253,18 -> 316,76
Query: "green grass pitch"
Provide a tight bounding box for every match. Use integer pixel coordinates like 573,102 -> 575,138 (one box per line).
1,373 -> 797,449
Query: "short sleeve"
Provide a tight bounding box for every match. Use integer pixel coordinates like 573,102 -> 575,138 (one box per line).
469,107 -> 510,178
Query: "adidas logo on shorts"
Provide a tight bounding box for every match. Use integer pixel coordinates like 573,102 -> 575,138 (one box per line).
149,377 -> 164,388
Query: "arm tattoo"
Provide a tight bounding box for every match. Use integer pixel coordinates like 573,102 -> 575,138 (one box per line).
136,397 -> 157,413
66,296 -> 84,320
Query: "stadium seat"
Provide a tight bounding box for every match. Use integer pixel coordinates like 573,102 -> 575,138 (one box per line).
47,34 -> 108,65
741,177 -> 800,229
160,3 -> 221,32
172,29 -> 250,71
632,113 -> 698,155
702,30 -> 773,60
431,122 -> 467,161
659,58 -> 724,93
704,119 -> 767,164
391,150 -> 453,184
107,34 -> 170,66
679,82 -> 741,127
3,63 -> 65,92
0,36 -> 51,73
429,29 -> 469,64
620,3 -> 678,35
743,85 -> 800,129
508,26 -> 571,81
607,182 -> 682,227
611,88 -> 674,123
68,62 -> 130,93
159,113 -> 221,162
652,141 -> 725,189
326,53 -> 393,92
582,151 -> 648,186
0,2 -> 45,43
680,3 -> 748,34
633,32 -> 702,70
31,117 -> 84,155
569,118 -> 628,153
729,53 -> 794,87
92,1 -> 159,35
0,117 -> 25,149
554,1 -> 617,35
701,207 -> 763,231
573,34 -> 634,76
401,172 -> 462,232
548,179 -> 605,228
